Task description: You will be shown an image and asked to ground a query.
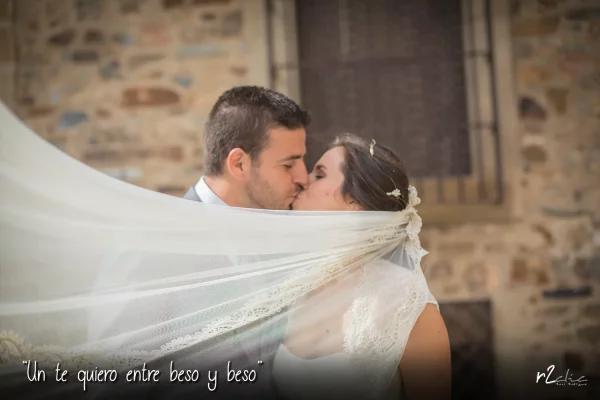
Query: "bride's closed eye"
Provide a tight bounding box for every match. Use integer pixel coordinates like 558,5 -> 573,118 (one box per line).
311,164 -> 326,181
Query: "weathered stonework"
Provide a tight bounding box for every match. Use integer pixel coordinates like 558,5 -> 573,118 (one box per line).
13,0 -> 266,196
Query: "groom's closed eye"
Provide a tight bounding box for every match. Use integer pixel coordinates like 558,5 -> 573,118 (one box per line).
278,154 -> 304,170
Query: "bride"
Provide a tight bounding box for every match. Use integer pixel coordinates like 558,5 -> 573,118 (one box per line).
0,104 -> 450,399
273,134 -> 450,400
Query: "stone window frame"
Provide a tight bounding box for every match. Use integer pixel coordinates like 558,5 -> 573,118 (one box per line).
268,0 -> 520,227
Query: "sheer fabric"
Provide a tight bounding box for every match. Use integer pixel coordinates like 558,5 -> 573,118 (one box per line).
0,103 -> 433,399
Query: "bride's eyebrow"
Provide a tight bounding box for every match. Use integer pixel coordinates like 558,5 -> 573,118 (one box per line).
314,164 -> 326,172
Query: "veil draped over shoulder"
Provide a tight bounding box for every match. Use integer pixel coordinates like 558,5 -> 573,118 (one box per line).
0,103 -> 433,399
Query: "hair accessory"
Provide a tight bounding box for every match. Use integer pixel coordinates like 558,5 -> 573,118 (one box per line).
386,178 -> 403,199
386,189 -> 403,199
369,139 -> 376,157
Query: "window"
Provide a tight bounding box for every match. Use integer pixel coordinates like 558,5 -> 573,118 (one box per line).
269,0 -> 518,225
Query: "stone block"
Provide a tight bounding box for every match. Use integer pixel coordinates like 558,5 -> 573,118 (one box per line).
522,144 -> 548,163
85,29 -> 104,44
518,65 -> 552,86
511,255 -> 554,285
519,96 -> 547,120
128,53 -> 165,69
58,111 -> 89,129
202,12 -> 217,21
140,22 -> 172,46
26,106 -> 55,118
177,44 -> 226,58
437,241 -> 476,257
119,0 -> 144,14
75,0 -> 104,21
113,33 -> 134,47
121,87 -> 180,107
426,260 -> 453,282
99,60 -> 122,79
513,16 -> 560,37
463,262 -> 488,292
545,88 -> 569,114
221,10 -> 243,37
162,0 -> 184,9
71,50 -> 101,63
48,29 -> 76,47
162,146 -> 184,162
172,75 -> 194,88
230,66 -> 248,77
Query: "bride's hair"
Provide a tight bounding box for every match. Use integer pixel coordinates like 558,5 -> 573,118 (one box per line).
329,133 -> 410,212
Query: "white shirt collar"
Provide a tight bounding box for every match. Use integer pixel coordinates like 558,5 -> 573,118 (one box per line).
194,177 -> 228,206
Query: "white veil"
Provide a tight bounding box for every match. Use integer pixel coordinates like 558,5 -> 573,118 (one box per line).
0,103 -> 433,399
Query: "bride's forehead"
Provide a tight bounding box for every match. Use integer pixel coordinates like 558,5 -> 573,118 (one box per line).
318,147 -> 346,165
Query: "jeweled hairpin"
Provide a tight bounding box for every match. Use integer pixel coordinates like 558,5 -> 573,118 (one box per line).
387,188 -> 403,199
386,178 -> 404,199
369,139 -> 376,157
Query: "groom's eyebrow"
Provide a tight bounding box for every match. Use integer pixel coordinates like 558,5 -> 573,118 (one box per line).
277,155 -> 304,162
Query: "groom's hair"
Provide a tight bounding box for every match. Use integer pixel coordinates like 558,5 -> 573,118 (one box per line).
203,86 -> 311,176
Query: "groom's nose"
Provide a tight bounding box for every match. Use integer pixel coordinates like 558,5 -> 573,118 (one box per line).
294,162 -> 309,190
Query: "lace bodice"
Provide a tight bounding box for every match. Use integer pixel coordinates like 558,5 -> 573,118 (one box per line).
272,262 -> 438,400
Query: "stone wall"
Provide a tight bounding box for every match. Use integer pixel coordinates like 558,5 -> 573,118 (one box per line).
12,0 -> 269,196
419,0 -> 600,386
421,0 -> 599,300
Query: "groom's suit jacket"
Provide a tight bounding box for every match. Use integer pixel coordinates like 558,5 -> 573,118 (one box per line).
84,180 -> 284,400
174,179 -> 287,399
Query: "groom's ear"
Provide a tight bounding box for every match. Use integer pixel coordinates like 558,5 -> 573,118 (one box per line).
226,148 -> 250,181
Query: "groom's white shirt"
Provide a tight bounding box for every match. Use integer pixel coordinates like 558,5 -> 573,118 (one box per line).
194,177 -> 227,206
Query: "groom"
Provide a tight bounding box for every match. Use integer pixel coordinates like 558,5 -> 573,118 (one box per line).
184,85 -> 310,210
85,87 -> 310,400
179,86 -> 311,398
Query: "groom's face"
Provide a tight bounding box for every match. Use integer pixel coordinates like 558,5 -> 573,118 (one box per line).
243,127 -> 308,210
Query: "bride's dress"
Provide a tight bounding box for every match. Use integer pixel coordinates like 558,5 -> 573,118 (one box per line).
270,261 -> 438,400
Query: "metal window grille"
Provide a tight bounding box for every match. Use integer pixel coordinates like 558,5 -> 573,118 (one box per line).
274,0 -> 503,206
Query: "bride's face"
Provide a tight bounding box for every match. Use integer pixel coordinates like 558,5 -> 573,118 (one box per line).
292,147 -> 357,211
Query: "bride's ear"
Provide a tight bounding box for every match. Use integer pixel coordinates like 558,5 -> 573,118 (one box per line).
226,148 -> 249,181
346,200 -> 363,211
